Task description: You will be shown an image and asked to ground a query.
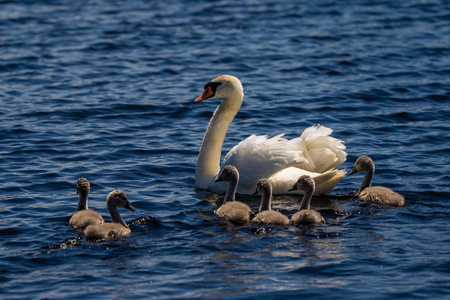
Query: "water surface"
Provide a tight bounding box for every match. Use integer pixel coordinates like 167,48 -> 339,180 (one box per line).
1,1 -> 449,299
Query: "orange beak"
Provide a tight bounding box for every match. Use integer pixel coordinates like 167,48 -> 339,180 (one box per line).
194,86 -> 214,103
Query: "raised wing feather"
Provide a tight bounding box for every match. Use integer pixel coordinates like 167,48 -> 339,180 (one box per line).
290,125 -> 346,173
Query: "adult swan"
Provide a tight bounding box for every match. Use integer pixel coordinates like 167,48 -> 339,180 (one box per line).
194,75 -> 346,195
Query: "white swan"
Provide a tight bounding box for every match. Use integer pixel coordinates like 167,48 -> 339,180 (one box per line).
252,179 -> 290,226
349,156 -> 405,207
194,75 -> 347,195
214,165 -> 252,225
290,175 -> 326,225
69,177 -> 104,231
84,190 -> 135,241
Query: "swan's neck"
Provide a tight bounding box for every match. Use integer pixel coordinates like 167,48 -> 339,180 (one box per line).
223,177 -> 238,203
299,186 -> 314,210
359,166 -> 374,193
259,188 -> 273,212
195,94 -> 242,189
107,201 -> 128,228
77,191 -> 89,211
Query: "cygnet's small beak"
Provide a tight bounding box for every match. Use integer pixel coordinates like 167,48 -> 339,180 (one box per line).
214,175 -> 223,183
124,202 -> 135,212
348,167 -> 357,176
252,190 -> 259,196
288,185 -> 298,192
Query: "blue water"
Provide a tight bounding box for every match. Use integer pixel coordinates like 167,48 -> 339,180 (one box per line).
1,0 -> 449,298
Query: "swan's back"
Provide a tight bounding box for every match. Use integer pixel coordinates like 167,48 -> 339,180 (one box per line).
221,126 -> 347,194
216,201 -> 251,225
69,210 -> 104,231
291,210 -> 325,225
252,210 -> 289,226
360,186 -> 405,207
84,223 -> 131,241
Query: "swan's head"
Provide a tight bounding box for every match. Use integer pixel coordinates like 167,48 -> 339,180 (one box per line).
215,165 -> 239,183
107,190 -> 135,212
252,178 -> 271,196
289,175 -> 315,192
77,177 -> 90,194
194,75 -> 244,103
349,156 -> 374,175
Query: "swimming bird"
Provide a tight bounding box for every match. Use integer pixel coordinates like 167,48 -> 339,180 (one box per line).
84,190 -> 135,241
194,75 -> 347,195
290,175 -> 326,225
251,179 -> 290,226
214,165 -> 252,225
69,177 -> 104,231
348,156 -> 405,207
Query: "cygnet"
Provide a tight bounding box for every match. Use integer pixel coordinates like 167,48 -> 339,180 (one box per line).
69,177 -> 104,231
290,175 -> 326,225
349,156 -> 404,207
251,179 -> 289,226
214,165 -> 252,225
84,190 -> 135,241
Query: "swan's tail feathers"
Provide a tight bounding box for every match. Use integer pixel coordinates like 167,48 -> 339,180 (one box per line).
292,125 -> 347,173
313,169 -> 347,195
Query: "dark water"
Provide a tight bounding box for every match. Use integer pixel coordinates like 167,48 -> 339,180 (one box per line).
1,0 -> 449,299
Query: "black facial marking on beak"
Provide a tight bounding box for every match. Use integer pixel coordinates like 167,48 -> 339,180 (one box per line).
204,81 -> 222,95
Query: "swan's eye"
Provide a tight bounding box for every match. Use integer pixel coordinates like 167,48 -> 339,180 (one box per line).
204,81 -> 222,93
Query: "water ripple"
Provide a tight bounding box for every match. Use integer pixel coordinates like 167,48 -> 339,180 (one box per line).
0,0 -> 449,299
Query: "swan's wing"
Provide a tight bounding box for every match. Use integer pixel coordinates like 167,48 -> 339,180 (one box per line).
219,125 -> 346,194
221,134 -> 306,192
269,167 -> 346,195
290,125 -> 347,173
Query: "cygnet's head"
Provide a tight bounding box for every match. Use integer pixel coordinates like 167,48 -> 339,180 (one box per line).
194,75 -> 243,103
289,175 -> 315,192
77,177 -> 90,194
349,156 -> 374,175
253,178 -> 271,196
215,165 -> 239,183
107,190 -> 135,212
